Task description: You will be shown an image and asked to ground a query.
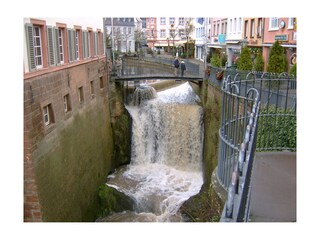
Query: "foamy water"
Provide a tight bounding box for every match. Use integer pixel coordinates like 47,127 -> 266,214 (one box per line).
105,82 -> 204,222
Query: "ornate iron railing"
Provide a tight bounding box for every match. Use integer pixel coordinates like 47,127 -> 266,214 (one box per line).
218,72 -> 296,222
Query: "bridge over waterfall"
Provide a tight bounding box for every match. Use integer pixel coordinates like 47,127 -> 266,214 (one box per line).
111,54 -> 203,83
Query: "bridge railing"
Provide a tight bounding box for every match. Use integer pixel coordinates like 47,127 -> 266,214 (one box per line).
218,72 -> 296,222
114,54 -> 201,78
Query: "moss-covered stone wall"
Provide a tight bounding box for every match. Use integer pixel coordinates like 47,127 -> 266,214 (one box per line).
24,60 -> 115,222
33,100 -> 114,221
182,81 -> 223,222
190,81 -> 222,188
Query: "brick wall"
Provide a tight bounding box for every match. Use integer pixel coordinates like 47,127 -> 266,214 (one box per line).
24,59 -> 114,221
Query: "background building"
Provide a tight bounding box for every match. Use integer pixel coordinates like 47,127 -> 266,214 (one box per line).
195,17 -> 210,61
208,18 -> 228,64
225,17 -> 244,66
263,17 -> 297,71
103,18 -> 135,53
242,18 -> 264,65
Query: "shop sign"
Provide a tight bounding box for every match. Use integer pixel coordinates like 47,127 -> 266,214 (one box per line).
275,34 -> 288,41
218,34 -> 226,44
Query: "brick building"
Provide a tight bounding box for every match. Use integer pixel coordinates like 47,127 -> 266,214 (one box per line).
23,18 -> 114,221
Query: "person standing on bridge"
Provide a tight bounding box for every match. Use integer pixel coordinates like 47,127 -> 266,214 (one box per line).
180,61 -> 186,77
173,57 -> 180,76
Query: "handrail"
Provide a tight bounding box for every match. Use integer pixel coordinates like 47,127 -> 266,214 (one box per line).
218,72 -> 296,222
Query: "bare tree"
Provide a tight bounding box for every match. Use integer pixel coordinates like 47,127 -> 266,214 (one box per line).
168,24 -> 179,54
184,18 -> 195,59
122,32 -> 132,52
105,29 -> 112,49
114,27 -> 122,52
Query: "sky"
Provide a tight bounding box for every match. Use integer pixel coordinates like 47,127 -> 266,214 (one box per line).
0,0 -> 319,239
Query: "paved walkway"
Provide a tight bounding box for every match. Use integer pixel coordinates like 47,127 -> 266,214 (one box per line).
250,152 -> 296,222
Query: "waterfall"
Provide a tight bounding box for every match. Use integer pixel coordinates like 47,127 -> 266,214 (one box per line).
132,84 -> 158,106
106,82 -> 204,222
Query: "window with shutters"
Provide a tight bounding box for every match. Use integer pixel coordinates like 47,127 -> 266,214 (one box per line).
75,30 -> 80,60
33,26 -> 43,69
58,29 -> 64,64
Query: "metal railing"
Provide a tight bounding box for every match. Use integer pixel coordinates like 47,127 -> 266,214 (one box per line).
218,72 -> 296,222
114,54 -> 201,78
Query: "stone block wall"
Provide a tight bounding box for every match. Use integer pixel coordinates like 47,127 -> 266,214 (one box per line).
24,59 -> 115,221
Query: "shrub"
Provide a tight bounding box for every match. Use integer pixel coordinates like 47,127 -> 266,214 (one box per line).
237,47 -> 253,71
267,41 -> 287,73
289,63 -> 297,77
254,53 -> 264,72
210,53 -> 222,67
257,106 -> 296,151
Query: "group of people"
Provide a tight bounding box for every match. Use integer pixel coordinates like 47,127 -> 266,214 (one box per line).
173,57 -> 186,77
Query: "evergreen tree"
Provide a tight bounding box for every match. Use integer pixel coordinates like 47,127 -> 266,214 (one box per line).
210,53 -> 222,67
267,41 -> 287,73
289,63 -> 297,77
254,53 -> 264,72
237,47 -> 253,71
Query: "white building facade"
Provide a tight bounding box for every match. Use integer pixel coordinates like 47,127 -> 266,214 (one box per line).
194,18 -> 211,62
103,18 -> 135,53
226,17 -> 244,66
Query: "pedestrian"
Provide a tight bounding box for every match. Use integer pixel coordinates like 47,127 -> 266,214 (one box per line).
180,61 -> 186,77
173,57 -> 180,76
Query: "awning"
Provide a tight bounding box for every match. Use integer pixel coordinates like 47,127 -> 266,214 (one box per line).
175,40 -> 187,45
208,44 -> 224,49
226,40 -> 240,44
154,43 -> 169,47
263,43 -> 296,48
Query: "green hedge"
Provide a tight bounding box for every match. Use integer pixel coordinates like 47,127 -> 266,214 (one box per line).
257,106 -> 296,151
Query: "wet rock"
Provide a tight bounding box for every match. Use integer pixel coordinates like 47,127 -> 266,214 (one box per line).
179,185 -> 223,222
96,184 -> 135,220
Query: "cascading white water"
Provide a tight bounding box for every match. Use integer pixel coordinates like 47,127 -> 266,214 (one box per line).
105,82 -> 204,222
